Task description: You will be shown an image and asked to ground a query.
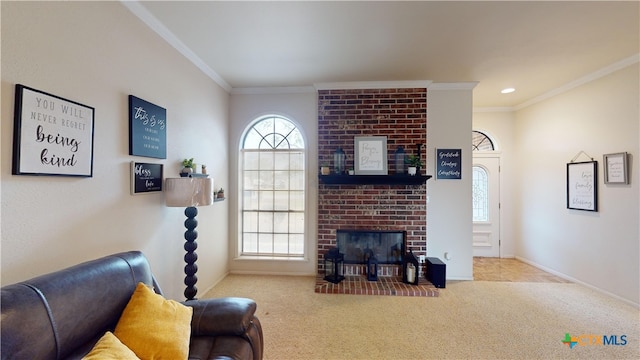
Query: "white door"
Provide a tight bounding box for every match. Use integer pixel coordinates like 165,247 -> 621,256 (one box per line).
472,155 -> 500,257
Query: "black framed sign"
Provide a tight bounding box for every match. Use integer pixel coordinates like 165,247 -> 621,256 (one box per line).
129,95 -> 166,159
131,162 -> 163,195
567,161 -> 598,212
12,84 -> 95,177
436,148 -> 462,179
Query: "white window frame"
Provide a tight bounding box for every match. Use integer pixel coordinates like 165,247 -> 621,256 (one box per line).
239,116 -> 306,259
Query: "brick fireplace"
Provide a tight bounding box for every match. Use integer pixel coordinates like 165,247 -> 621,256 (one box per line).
317,87 -> 428,280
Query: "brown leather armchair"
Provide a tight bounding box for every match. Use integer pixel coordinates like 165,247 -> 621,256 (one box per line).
1,251 -> 263,360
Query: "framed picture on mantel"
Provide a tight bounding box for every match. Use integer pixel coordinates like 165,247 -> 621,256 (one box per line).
354,136 -> 388,175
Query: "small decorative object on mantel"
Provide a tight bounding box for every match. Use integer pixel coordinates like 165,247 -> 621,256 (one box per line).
201,164 -> 207,175
402,249 -> 420,285
323,247 -> 345,284
181,158 -> 195,176
333,147 -> 346,174
394,146 -> 406,175
405,155 -> 423,176
320,163 -> 330,175
216,187 -> 224,199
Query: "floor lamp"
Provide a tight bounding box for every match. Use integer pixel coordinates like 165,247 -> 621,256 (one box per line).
165,177 -> 213,300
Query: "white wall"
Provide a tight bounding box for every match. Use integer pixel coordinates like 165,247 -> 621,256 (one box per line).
514,64 -> 639,304
1,2 -> 229,300
472,111 -> 517,257
426,84 -> 476,280
228,89 -> 318,275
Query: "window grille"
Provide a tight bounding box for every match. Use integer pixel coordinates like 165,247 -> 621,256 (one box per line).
241,116 -> 305,257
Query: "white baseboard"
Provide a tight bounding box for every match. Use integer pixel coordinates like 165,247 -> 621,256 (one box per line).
515,256 -> 639,308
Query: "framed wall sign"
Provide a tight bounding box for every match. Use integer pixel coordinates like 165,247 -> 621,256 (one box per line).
566,161 -> 598,212
603,152 -> 629,184
129,95 -> 167,159
436,148 -> 462,179
354,136 -> 388,175
131,162 -> 163,195
12,84 -> 95,177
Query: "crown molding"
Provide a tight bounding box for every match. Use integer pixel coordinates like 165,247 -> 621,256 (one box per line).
121,0 -> 232,92
473,107 -> 515,113
428,82 -> 479,91
231,86 -> 317,95
314,80 -> 432,91
515,53 -> 639,111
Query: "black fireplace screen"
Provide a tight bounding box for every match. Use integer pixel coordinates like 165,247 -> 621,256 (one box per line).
336,230 -> 405,264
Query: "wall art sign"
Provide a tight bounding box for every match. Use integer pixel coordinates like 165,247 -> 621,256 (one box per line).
12,84 -> 95,177
131,162 -> 163,195
603,152 -> 629,184
566,161 -> 598,212
354,136 -> 388,175
436,148 -> 462,179
129,95 -> 166,159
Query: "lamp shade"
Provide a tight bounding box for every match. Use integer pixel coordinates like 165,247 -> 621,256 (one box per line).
165,177 -> 213,207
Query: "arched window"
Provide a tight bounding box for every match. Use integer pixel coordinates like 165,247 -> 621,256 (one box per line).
472,166 -> 489,222
472,130 -> 495,151
240,116 -> 305,257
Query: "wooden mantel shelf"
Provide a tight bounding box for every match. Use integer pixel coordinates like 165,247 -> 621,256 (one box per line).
318,174 -> 432,185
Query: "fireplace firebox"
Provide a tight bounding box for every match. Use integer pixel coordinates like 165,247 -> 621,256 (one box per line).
336,230 -> 406,265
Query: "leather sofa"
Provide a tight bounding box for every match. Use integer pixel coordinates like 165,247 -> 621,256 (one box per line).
1,251 -> 263,360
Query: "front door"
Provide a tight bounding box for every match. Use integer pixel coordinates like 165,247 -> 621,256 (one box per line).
472,155 -> 500,257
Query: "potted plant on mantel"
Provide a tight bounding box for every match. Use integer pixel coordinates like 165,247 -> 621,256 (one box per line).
405,155 -> 423,176
320,162 -> 331,176
181,158 -> 195,176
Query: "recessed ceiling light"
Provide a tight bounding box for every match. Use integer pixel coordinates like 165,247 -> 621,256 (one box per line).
501,88 -> 515,94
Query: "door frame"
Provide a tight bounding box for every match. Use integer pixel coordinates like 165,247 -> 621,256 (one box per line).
472,151 -> 502,257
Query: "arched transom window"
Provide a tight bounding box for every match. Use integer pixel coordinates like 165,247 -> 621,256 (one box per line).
240,116 -> 306,257
472,130 -> 495,151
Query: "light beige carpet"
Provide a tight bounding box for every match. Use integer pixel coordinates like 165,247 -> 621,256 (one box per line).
203,275 -> 639,360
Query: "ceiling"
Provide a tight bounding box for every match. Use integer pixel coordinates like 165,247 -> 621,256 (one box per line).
129,1 -> 639,109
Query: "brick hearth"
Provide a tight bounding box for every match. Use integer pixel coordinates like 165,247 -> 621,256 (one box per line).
314,276 -> 439,297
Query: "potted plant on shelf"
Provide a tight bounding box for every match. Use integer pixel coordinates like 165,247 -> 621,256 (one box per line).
405,155 -> 423,176
320,162 -> 331,176
181,158 -> 195,176
217,188 -> 225,199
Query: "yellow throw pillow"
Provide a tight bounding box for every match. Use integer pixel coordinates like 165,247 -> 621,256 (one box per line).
82,331 -> 140,360
114,282 -> 193,360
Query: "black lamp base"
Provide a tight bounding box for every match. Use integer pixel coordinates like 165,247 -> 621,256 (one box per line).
183,206 -> 199,300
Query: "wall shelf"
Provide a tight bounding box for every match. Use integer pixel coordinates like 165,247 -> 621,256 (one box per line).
318,174 -> 431,185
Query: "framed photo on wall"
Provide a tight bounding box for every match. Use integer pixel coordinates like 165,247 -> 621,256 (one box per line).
130,162 -> 163,195
603,152 -> 629,184
566,161 -> 598,212
129,95 -> 167,159
12,84 -> 95,177
354,136 -> 388,175
436,148 -> 462,179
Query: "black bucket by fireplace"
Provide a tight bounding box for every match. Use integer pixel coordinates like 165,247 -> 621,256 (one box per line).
336,230 -> 406,265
